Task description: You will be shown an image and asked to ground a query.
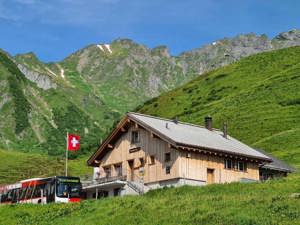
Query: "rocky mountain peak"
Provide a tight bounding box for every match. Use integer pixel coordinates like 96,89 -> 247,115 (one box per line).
274,29 -> 300,41
16,51 -> 38,59
151,45 -> 170,57
113,38 -> 139,49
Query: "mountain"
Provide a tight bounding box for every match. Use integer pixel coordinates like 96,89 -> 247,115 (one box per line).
138,46 -> 300,168
2,40 -> 190,156
179,29 -> 300,75
1,29 -> 300,156
0,50 -> 106,156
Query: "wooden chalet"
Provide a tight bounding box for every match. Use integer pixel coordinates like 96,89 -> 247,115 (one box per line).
84,112 -> 293,198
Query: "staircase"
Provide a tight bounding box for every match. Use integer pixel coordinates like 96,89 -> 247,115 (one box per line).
126,172 -> 150,195
127,181 -> 145,195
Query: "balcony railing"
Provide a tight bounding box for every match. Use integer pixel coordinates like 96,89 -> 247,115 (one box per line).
94,175 -> 127,184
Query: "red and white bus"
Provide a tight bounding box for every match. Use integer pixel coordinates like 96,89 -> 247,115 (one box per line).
0,176 -> 82,204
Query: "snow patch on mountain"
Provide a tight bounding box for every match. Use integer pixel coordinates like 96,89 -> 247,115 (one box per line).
104,44 -> 112,54
60,68 -> 65,79
97,44 -> 112,54
97,44 -> 105,52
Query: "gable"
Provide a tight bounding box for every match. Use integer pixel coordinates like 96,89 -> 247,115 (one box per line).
87,113 -> 271,166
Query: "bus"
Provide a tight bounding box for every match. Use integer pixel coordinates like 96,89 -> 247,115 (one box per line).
0,176 -> 82,204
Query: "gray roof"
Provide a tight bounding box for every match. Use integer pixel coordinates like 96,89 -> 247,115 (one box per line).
255,149 -> 295,172
128,112 -> 271,161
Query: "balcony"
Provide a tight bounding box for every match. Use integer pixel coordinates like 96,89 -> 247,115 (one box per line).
94,174 -> 127,184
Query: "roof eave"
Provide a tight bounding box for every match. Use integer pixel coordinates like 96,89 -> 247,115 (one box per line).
87,115 -> 130,166
176,142 -> 272,162
261,165 -> 295,173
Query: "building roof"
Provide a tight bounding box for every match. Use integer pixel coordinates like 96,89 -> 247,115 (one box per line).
255,149 -> 295,172
127,112 -> 270,161
87,112 -> 272,166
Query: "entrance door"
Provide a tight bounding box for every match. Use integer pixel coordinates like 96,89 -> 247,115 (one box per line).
128,160 -> 134,181
207,169 -> 215,184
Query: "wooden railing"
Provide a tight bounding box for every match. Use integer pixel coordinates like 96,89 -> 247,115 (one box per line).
94,175 -> 127,184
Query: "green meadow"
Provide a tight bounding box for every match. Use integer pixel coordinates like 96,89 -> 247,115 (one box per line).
1,174 -> 300,225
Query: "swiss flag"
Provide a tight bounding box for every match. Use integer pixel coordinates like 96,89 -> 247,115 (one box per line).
67,134 -> 80,151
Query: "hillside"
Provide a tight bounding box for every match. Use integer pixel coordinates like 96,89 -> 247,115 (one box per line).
0,150 -> 91,184
0,174 -> 300,225
0,29 -> 300,156
1,41 -> 191,156
0,50 -> 106,156
139,46 -> 300,168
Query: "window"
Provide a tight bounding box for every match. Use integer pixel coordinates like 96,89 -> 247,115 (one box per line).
224,159 -> 233,169
237,161 -> 247,172
32,187 -> 42,198
104,166 -> 111,177
56,181 -> 81,198
149,155 -> 155,165
131,131 -> 140,144
166,166 -> 171,174
114,164 -> 122,176
139,158 -> 145,167
165,152 -> 171,162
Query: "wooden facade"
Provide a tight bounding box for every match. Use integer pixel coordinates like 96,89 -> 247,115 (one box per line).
93,121 -> 260,185
178,150 -> 259,183
99,125 -> 181,184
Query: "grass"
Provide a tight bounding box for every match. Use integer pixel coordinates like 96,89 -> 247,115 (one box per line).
139,46 -> 300,168
1,174 -> 300,225
0,150 -> 92,184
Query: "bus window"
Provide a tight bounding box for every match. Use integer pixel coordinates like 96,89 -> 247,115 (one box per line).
45,183 -> 55,203
56,178 -> 81,198
12,189 -> 19,203
0,193 -> 7,203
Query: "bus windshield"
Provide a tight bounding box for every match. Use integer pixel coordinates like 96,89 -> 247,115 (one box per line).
56,178 -> 81,198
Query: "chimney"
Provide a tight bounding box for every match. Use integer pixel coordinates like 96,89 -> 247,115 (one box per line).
205,116 -> 213,131
223,122 -> 228,139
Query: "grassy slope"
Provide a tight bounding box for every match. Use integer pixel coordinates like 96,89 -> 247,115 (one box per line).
1,174 -> 300,225
139,46 -> 300,168
0,150 -> 91,184
0,50 -> 107,156
1,47 -> 300,224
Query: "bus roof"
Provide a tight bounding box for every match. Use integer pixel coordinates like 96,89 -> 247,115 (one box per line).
0,183 -> 21,192
20,177 -> 48,183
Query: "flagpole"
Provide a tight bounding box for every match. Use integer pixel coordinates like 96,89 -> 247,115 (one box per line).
65,131 -> 68,177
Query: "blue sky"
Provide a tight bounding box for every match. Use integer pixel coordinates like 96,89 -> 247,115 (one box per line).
0,0 -> 299,62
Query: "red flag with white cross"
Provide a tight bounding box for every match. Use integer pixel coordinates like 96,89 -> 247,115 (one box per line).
67,134 -> 80,151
